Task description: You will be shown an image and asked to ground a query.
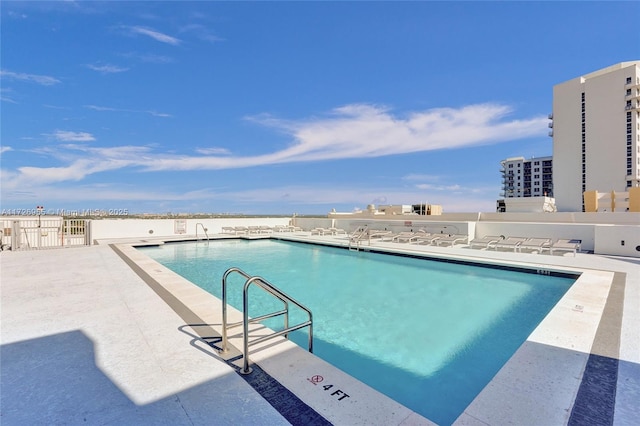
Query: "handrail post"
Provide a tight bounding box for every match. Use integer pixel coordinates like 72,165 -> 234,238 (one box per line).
241,277 -> 256,374
221,267 -> 313,375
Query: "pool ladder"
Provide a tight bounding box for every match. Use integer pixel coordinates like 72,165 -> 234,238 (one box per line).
220,267 -> 313,374
348,226 -> 369,251
195,222 -> 210,241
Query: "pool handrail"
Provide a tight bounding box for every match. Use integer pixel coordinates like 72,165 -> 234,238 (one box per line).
221,267 -> 313,375
195,222 -> 210,241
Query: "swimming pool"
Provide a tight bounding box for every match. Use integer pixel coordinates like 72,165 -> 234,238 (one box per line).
140,239 -> 577,425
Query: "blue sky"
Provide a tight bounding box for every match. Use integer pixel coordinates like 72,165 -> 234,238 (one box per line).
1,1 -> 637,215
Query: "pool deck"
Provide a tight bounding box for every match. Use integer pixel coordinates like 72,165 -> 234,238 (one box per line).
1,233 -> 638,425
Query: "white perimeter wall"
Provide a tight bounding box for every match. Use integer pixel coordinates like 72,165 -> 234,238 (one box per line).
90,217 -> 292,241
88,212 -> 640,257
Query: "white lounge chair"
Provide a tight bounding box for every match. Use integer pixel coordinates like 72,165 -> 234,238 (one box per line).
494,237 -> 528,252
391,232 -> 418,243
311,228 -> 331,235
221,226 -> 236,234
328,227 -> 347,235
259,226 -> 274,234
436,234 -> 469,246
369,230 -> 393,239
519,238 -> 552,253
414,233 -> 442,245
233,226 -> 249,235
468,235 -> 503,249
548,239 -> 582,256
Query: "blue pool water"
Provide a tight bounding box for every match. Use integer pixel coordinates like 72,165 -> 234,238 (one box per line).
140,239 -> 576,425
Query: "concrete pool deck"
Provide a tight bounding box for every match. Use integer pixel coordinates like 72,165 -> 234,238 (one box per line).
1,233 -> 638,425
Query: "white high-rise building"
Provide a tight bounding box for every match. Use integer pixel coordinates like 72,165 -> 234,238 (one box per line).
500,156 -> 553,198
551,61 -> 640,212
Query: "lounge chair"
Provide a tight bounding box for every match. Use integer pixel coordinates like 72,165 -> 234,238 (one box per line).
248,226 -> 262,234
259,226 -> 274,234
435,234 -> 469,247
519,238 -> 552,253
494,237 -> 528,252
328,227 -> 347,235
369,230 -> 393,239
468,235 -> 503,249
311,228 -> 331,235
548,239 -> 582,256
221,226 -> 236,234
287,225 -> 303,232
414,233 -> 442,245
391,232 -> 418,243
233,226 -> 249,235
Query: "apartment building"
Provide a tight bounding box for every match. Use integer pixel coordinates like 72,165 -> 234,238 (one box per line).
500,156 -> 553,199
551,61 -> 640,212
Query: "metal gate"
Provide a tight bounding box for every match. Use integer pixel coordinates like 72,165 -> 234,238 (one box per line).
1,218 -> 90,251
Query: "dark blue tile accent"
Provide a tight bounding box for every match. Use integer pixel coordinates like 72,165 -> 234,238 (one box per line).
568,354 -> 618,426
237,363 -> 333,426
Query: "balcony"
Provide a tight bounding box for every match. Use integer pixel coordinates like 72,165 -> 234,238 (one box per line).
548,113 -> 553,119
548,122 -> 553,128
548,131 -> 554,137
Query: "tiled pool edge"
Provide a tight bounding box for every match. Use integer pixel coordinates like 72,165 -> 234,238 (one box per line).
111,237 -> 618,426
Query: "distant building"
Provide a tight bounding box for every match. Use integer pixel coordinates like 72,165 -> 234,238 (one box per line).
551,61 -> 640,212
500,156 -> 553,199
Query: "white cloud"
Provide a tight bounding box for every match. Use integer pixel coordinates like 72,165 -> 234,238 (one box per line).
51,130 -> 96,142
86,63 -> 129,73
3,103 -> 546,188
85,105 -> 172,117
129,26 -> 181,45
195,147 -> 232,155
179,24 -> 224,43
0,70 -> 61,86
0,146 -> 13,155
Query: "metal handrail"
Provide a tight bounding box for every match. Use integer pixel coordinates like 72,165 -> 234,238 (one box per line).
195,222 -> 210,241
221,267 -> 313,375
348,225 -> 368,250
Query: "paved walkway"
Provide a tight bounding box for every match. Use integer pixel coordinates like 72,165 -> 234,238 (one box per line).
1,245 -> 289,425
1,238 -> 639,425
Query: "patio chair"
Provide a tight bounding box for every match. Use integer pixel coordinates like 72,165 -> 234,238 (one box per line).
468,235 -> 503,249
548,239 -> 582,256
391,232 -> 418,243
311,228 -> 331,235
414,233 -> 443,245
435,234 -> 469,247
494,237 -> 528,252
519,238 -> 553,253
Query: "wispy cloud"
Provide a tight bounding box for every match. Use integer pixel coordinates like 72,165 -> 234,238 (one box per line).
0,70 -> 61,86
3,103 -> 546,189
85,63 -> 129,74
0,146 -> 13,155
195,147 -> 232,155
50,130 -> 96,142
120,52 -> 174,64
180,23 -> 224,43
85,104 -> 172,118
128,26 -> 181,45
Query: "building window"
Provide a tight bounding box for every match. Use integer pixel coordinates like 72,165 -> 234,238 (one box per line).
627,77 -> 632,84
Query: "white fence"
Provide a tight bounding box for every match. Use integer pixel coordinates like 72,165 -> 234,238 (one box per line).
1,218 -> 90,251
